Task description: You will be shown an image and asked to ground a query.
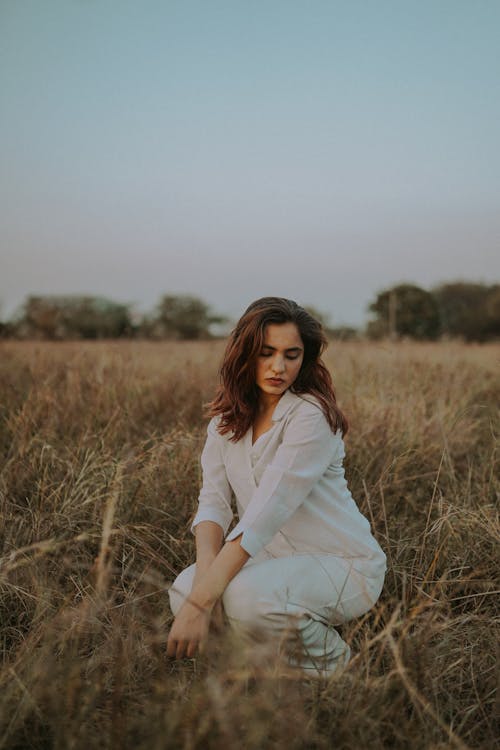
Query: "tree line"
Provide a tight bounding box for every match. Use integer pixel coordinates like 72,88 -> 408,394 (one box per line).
0,295 -> 225,341
367,282 -> 500,342
0,282 -> 498,342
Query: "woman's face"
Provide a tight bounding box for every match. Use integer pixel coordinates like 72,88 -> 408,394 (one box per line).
255,322 -> 304,401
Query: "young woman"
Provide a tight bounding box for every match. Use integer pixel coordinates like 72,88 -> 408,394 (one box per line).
167,297 -> 386,677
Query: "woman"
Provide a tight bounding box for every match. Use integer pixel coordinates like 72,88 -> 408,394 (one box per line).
167,297 -> 386,677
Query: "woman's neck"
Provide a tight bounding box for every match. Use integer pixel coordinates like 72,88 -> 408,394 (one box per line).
258,392 -> 283,414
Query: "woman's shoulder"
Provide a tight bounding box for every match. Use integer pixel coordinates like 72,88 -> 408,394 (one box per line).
286,392 -> 344,441
295,392 -> 323,413
206,415 -> 237,445
287,391 -> 325,420
207,415 -> 223,436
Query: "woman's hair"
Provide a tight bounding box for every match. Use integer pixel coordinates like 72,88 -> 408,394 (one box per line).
207,296 -> 348,441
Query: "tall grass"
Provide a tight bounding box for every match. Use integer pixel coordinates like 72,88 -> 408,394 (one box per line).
0,339 -> 498,749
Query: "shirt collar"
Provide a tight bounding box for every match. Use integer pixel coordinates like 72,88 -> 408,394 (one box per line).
271,389 -> 303,422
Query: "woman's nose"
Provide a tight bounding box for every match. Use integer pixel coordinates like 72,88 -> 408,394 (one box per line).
271,356 -> 285,373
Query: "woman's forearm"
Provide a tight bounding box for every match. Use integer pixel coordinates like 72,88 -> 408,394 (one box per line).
194,520 -> 224,568
188,534 -> 249,610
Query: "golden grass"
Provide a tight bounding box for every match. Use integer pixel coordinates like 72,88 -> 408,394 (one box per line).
0,339 -> 498,749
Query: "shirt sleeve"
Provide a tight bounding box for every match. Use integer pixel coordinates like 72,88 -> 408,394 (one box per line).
225,404 -> 340,556
190,418 -> 234,536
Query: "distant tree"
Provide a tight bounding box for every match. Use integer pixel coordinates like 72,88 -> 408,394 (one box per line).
68,297 -> 133,338
367,283 -> 441,340
432,282 -> 500,341
15,296 -> 133,339
484,285 -> 500,339
0,321 -> 13,338
150,294 -> 227,340
20,297 -> 61,339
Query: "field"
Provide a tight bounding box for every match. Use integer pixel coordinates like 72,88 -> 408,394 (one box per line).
0,338 -> 498,749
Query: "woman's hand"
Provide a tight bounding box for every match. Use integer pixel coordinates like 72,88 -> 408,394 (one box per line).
166,598 -> 214,660
167,536 -> 249,659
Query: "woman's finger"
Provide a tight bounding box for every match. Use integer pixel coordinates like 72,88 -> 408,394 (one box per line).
175,639 -> 187,660
166,633 -> 177,658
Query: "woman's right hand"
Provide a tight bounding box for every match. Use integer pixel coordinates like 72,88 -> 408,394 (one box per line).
167,598 -> 212,659
166,584 -> 224,659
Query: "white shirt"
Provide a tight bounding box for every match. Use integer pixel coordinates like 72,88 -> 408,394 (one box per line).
191,389 -> 386,573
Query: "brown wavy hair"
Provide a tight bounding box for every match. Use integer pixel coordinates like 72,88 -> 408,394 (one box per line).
207,297 -> 348,441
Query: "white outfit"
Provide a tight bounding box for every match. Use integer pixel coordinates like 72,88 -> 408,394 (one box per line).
169,389 -> 386,676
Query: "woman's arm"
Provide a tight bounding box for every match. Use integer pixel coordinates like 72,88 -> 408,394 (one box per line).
189,419 -> 234,536
190,533 -> 249,608
192,520 -> 224,578
167,534 -> 249,659
167,419 -> 239,660
191,521 -> 224,625
225,404 -> 340,557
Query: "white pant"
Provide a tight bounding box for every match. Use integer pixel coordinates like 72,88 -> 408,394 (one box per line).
169,551 -> 385,677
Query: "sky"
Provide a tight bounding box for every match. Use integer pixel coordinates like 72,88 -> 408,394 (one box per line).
1,0 -> 499,327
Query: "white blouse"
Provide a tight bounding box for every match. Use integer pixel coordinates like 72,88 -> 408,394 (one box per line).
191,389 -> 386,575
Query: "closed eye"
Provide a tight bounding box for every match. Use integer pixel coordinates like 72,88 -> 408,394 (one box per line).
259,351 -> 301,360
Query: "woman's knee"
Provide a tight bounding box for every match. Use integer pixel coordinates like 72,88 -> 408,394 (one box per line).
329,570 -> 386,621
222,574 -> 283,632
168,563 -> 196,616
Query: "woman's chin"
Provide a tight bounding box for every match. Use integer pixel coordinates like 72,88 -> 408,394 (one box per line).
258,383 -> 288,399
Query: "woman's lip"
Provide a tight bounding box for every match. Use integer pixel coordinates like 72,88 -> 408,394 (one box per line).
266,378 -> 285,383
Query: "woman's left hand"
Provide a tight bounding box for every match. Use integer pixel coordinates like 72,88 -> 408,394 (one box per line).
166,599 -> 213,659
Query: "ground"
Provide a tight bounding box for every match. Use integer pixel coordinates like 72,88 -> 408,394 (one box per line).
0,339 -> 498,749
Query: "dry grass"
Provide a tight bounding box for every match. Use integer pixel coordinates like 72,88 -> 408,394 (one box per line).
0,338 -> 498,749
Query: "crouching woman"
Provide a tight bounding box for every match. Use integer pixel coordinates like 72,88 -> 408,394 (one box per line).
167,297 -> 386,677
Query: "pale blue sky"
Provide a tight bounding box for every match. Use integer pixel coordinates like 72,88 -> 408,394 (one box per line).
1,0 -> 499,326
